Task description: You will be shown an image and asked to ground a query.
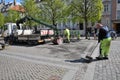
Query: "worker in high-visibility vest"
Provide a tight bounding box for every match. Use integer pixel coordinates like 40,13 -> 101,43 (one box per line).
77,31 -> 80,40
64,28 -> 70,43
96,23 -> 112,60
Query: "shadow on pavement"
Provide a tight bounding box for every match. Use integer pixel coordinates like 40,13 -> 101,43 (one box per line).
65,58 -> 92,63
65,58 -> 106,63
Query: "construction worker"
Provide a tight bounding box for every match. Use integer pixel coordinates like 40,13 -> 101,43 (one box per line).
64,27 -> 70,43
96,23 -> 112,60
77,30 -> 80,40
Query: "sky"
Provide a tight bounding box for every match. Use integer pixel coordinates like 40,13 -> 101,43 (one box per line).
5,0 -> 21,4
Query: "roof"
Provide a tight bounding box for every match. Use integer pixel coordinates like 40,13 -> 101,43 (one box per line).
10,5 -> 25,12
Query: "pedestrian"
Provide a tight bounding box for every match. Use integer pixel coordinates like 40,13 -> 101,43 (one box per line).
64,27 -> 70,43
96,23 -> 112,60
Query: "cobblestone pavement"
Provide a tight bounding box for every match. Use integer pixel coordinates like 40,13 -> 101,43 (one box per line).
1,37 -> 120,80
92,37 -> 120,80
83,37 -> 120,80
0,38 -> 97,80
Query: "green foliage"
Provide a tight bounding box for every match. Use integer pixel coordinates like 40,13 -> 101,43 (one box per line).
68,0 -> 84,22
20,0 -> 103,29
21,0 -> 41,27
22,0 -> 40,17
69,0 -> 103,39
39,0 -> 69,26
0,12 -> 4,28
5,10 -> 20,23
88,0 -> 103,22
69,0 -> 103,23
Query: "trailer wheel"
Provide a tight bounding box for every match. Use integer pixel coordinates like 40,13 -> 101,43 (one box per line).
1,45 -> 5,49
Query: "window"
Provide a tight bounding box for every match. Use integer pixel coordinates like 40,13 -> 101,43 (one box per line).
104,4 -> 109,12
79,23 -> 83,30
117,10 -> 120,19
12,25 -> 17,30
118,0 -> 120,3
4,25 -> 8,31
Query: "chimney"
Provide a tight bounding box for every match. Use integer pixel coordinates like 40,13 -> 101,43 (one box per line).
13,0 -> 16,5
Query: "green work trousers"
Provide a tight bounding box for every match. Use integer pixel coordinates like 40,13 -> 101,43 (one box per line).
100,37 -> 112,57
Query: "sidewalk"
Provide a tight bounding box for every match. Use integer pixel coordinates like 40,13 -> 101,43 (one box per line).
84,37 -> 120,80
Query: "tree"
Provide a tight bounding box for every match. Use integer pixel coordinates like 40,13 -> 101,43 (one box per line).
39,0 -> 69,27
5,10 -> 20,23
0,12 -> 4,29
21,0 -> 41,27
69,0 -> 103,39
22,0 -> 40,17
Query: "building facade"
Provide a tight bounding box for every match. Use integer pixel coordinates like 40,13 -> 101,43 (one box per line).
1,0 -> 120,34
101,0 -> 111,28
102,0 -> 120,34
112,0 -> 120,34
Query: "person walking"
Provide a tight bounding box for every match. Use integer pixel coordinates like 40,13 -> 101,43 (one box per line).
96,23 -> 112,60
64,27 -> 70,43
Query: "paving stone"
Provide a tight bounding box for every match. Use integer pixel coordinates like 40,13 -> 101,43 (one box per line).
0,37 -> 120,80
93,37 -> 120,80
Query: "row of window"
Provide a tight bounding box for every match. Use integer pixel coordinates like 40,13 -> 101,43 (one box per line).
103,1 -> 120,19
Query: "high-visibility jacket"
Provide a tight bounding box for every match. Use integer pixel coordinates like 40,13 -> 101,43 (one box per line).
64,29 -> 70,37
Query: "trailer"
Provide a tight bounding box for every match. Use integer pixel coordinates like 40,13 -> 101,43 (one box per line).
3,16 -> 63,45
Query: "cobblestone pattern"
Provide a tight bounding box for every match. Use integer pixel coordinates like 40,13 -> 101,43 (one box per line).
0,55 -> 68,80
2,40 -> 95,60
72,64 -> 88,80
0,38 -> 98,80
0,50 -> 89,80
93,38 -> 120,80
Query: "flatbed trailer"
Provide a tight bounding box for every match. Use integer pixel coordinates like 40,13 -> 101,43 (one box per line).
3,16 -> 63,45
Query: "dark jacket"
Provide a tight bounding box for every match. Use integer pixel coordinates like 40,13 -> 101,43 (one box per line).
98,26 -> 111,43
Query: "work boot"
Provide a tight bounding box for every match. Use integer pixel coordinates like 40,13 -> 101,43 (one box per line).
96,57 -> 103,60
103,56 -> 108,60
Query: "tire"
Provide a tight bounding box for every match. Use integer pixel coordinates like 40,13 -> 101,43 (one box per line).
2,45 -> 5,49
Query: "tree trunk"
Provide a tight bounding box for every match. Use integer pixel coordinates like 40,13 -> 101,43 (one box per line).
85,18 -> 88,39
84,0 -> 88,39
